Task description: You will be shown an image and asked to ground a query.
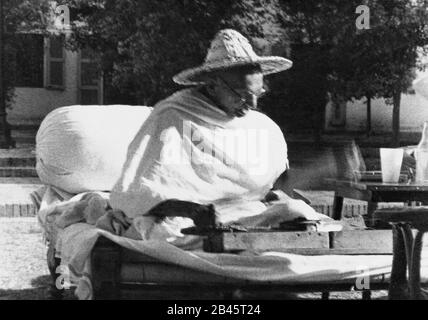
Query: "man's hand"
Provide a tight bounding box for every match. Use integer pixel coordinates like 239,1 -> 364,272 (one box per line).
263,190 -> 292,203
145,199 -> 217,228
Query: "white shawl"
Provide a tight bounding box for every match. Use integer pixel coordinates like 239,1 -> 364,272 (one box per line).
109,88 -> 288,237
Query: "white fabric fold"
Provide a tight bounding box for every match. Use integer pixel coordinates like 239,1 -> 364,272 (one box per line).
110,88 -> 289,237
57,223 -> 403,300
35,185 -> 428,301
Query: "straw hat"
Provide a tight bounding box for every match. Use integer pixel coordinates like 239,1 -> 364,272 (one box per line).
173,29 -> 293,85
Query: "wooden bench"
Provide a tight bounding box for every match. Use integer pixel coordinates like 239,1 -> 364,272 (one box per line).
47,231 -> 394,300
87,236 -> 390,300
375,207 -> 428,299
46,187 -> 396,300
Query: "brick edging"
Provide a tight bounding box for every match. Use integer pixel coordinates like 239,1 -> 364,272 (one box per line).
0,203 -> 37,217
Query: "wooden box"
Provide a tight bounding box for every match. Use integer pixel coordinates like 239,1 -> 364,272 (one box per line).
330,230 -> 393,254
204,231 -> 330,253
204,229 -> 394,255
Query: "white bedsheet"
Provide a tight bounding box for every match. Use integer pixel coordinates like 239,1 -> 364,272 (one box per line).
58,223 -> 401,300
33,185 -> 428,301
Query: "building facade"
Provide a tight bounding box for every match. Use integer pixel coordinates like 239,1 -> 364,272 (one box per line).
8,33 -> 102,126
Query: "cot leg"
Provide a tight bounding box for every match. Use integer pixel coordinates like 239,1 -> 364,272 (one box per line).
408,229 -> 424,300
362,290 -> 371,300
47,243 -> 64,300
332,194 -> 344,220
321,292 -> 330,300
91,238 -> 121,300
389,224 -> 409,300
366,201 -> 378,228
222,290 -> 236,300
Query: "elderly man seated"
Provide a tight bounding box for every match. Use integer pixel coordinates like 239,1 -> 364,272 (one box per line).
35,29 -> 410,301
108,29 -> 332,244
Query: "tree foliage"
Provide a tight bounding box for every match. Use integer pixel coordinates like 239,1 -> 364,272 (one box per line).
65,0 -> 286,105
272,0 -> 428,143
58,0 -> 428,144
329,0 -> 428,145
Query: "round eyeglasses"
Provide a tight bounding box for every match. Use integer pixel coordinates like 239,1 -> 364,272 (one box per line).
218,77 -> 267,106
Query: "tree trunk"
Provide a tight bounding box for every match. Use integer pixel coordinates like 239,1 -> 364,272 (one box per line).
313,100 -> 325,144
366,95 -> 372,137
392,90 -> 401,147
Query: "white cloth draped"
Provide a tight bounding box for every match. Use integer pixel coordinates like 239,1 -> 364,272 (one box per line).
110,88 -> 289,236
36,105 -> 153,194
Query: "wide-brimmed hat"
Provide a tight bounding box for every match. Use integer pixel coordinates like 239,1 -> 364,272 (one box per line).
173,29 -> 293,86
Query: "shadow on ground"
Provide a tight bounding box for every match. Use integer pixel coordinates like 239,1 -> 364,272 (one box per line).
0,275 -> 76,300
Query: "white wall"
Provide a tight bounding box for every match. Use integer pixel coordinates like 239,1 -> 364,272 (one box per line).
7,49 -> 79,126
325,69 -> 428,133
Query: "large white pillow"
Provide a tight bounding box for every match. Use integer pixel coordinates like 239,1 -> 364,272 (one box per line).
36,105 -> 153,194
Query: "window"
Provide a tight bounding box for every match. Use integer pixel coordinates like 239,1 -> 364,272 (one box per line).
13,34 -> 44,87
45,36 -> 65,89
78,47 -> 103,104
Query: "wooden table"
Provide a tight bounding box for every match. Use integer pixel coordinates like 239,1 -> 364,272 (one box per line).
324,179 -> 428,299
375,208 -> 428,300
324,179 -> 428,227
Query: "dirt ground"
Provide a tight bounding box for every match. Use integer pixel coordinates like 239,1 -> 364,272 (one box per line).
0,217 -> 387,300
0,217 -> 75,300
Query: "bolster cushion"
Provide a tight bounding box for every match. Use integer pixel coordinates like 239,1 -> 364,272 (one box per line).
36,105 -> 152,194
